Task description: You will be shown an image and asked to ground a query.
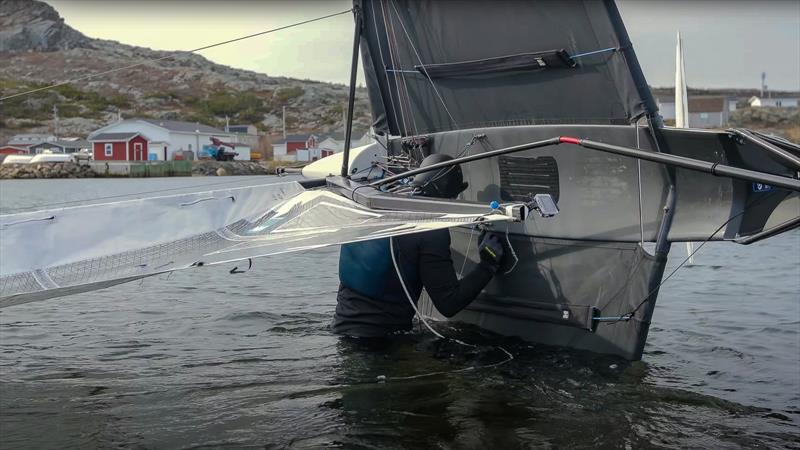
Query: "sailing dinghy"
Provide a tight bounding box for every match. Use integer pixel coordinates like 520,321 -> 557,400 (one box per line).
2,0 -> 798,361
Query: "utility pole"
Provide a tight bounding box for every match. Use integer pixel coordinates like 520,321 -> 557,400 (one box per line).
52,104 -> 59,139
282,105 -> 287,139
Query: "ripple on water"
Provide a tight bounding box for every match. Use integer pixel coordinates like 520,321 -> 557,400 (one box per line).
1,178 -> 798,448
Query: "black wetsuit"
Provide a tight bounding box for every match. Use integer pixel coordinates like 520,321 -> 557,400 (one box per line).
332,229 -> 496,337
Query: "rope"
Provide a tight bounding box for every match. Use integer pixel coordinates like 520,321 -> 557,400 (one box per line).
370,2 -> 404,138
0,9 -> 353,102
380,0 -> 412,136
387,235 -> 515,381
390,236 -> 446,339
458,225 -> 478,277
503,223 -> 519,275
388,0 -> 459,130
570,47 -> 618,59
385,1 -> 419,137
600,191 -> 783,324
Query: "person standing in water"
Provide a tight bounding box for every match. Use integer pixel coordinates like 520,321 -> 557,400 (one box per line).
333,154 -> 506,338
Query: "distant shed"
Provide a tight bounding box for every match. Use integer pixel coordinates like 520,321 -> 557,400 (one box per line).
688,96 -> 728,128
90,132 -> 150,161
0,145 -> 29,155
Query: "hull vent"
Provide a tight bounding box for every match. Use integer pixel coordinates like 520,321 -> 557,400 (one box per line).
498,156 -> 560,203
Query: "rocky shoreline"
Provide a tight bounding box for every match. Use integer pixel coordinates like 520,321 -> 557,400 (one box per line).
191,160 -> 276,177
0,162 -> 96,179
0,161 -> 285,179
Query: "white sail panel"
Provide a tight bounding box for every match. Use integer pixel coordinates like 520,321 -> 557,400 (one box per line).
0,182 -> 509,308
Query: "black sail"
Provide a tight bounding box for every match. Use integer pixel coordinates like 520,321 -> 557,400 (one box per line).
356,0 -> 659,136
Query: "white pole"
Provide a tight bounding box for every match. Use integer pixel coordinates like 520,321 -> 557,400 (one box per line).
282,106 -> 287,139
676,31 -> 695,265
675,31 -> 689,129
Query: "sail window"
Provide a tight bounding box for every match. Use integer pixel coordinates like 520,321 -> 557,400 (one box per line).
414,50 -> 576,79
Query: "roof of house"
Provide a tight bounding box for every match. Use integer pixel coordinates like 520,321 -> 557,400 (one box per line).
30,140 -> 91,149
141,119 -> 225,134
0,145 -> 29,151
90,132 -> 144,142
10,133 -> 56,140
274,134 -> 320,144
688,96 -> 726,113
227,124 -> 255,132
6,140 -> 34,147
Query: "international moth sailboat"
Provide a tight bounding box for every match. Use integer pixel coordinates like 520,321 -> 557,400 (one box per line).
2,0 -> 798,360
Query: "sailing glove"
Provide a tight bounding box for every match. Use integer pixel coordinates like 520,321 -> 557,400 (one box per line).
478,233 -> 505,272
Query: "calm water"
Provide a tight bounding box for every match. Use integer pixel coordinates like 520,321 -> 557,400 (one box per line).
1,176 -> 799,449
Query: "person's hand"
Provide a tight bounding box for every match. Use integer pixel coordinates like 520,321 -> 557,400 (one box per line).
479,233 -> 505,270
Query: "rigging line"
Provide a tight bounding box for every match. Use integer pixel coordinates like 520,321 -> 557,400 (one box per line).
388,235 -> 514,379
635,120 -> 645,245
458,225 -> 478,277
503,223 -> 519,275
379,0 -> 411,136
384,0 -> 419,137
370,2 -> 404,140
0,9 -> 353,102
385,69 -> 420,74
388,0 -> 459,130
415,136 -> 482,193
603,191 -> 784,324
570,47 -> 618,59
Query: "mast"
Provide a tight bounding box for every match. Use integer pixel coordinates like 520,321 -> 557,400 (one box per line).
675,32 -> 689,128
340,5 -> 362,177
675,31 -> 694,263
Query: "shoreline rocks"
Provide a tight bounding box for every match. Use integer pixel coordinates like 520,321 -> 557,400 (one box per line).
0,160 -> 285,179
0,162 -> 96,179
191,160 -> 274,176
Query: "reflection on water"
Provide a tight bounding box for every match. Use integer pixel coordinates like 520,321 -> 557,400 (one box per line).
1,177 -> 798,448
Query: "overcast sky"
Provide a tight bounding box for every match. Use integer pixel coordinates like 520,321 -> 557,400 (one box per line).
47,0 -> 800,91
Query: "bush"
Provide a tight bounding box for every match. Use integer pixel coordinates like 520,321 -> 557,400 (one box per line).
275,86 -> 304,103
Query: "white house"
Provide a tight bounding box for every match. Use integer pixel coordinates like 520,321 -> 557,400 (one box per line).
656,97 -> 676,121
317,132 -> 373,153
226,124 -> 260,148
88,118 -> 250,161
748,96 -> 799,108
7,134 -> 57,150
273,132 -> 374,163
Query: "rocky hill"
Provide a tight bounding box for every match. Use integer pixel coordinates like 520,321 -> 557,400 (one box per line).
0,0 -> 372,143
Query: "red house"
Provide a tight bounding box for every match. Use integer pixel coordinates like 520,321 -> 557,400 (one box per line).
90,132 -> 150,161
0,145 -> 29,155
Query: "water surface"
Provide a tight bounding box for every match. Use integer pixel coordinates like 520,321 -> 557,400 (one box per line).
1,177 -> 798,449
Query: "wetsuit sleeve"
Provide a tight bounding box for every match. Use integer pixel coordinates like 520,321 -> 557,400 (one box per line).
418,230 -> 495,318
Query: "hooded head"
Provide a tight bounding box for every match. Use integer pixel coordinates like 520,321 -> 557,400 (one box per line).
411,154 -> 468,199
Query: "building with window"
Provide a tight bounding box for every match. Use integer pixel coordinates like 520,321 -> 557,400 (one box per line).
748,96 -> 799,108
89,118 -> 247,161
687,96 -> 729,129
89,132 -> 150,161
273,132 -> 373,162
28,140 -> 91,154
